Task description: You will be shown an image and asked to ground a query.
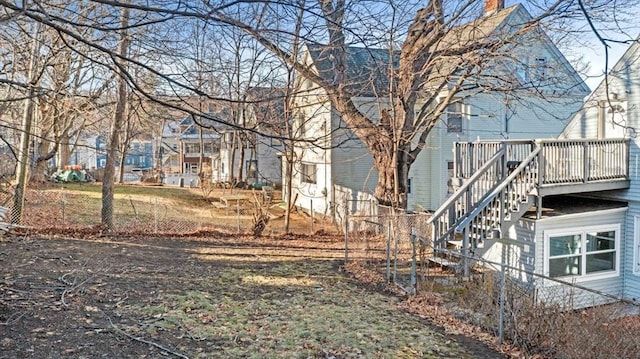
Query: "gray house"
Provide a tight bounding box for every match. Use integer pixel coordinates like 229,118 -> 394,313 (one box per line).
211,88 -> 284,187
433,37 -> 640,308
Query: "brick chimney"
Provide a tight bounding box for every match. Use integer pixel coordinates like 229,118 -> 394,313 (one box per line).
485,0 -> 504,15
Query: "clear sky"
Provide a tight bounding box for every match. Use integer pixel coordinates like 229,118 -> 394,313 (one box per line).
582,41 -> 634,91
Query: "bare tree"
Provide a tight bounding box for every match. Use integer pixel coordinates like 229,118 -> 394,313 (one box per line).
1,0 -> 637,219
102,5 -> 130,230
203,0 -> 638,208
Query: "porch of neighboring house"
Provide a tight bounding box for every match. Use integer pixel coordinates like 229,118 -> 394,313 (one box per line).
430,138 -> 629,275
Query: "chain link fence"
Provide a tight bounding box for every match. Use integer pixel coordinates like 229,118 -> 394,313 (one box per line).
443,251 -> 640,358
343,205 -> 640,358
344,203 -> 431,294
0,182 -> 334,235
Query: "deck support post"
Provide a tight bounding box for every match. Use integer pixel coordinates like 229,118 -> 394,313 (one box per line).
462,229 -> 469,277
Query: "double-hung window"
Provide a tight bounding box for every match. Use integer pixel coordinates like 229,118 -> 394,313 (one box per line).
446,102 -> 463,133
545,224 -> 619,280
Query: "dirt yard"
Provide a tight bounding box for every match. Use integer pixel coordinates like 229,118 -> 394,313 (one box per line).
0,231 -> 504,358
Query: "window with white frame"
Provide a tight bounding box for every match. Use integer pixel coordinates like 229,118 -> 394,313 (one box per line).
533,57 -> 548,81
446,102 -> 463,133
447,161 -> 454,194
297,111 -> 307,136
300,163 -> 316,184
545,225 -> 619,280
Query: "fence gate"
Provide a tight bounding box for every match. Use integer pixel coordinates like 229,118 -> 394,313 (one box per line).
344,202 -> 431,295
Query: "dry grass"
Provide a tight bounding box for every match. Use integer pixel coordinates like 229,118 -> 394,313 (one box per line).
18,183 -> 335,235
0,234 -> 500,358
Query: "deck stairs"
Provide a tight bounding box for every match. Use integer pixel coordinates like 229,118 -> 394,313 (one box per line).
427,138 -> 630,275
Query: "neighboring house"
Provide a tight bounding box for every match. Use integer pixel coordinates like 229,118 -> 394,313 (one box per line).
68,133 -> 99,170
161,114 -> 220,176
211,88 -> 284,187
95,134 -> 154,170
245,87 -> 284,187
211,124 -> 252,185
431,38 -> 640,309
289,1 -> 589,218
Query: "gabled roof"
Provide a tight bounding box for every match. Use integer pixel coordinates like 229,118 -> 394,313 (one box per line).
560,37 -> 640,138
306,45 -> 398,97
305,4 -> 588,96
245,87 -> 286,134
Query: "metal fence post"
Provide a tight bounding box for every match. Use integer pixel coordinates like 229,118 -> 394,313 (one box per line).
386,219 -> 391,282
410,227 -> 417,295
237,199 -> 240,233
499,256 -> 506,344
344,199 -> 349,263
154,197 -> 158,233
311,199 -> 314,233
393,221 -> 399,283
61,189 -> 66,224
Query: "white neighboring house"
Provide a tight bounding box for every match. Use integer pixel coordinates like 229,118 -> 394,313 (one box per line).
211,89 -> 284,187
289,1 -> 589,218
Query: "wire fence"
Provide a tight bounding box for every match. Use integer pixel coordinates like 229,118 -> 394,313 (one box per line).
0,183 -> 334,235
347,208 -> 640,358
447,249 -> 640,358
344,208 -> 431,294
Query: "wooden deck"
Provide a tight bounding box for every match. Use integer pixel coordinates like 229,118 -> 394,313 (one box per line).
431,138 -> 630,258
454,138 -> 629,196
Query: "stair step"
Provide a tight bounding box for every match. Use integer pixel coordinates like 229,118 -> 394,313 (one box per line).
446,239 -> 462,249
429,256 -> 461,269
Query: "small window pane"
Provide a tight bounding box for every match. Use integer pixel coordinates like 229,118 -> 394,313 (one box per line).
549,256 -> 582,278
586,231 -> 615,252
301,163 -> 316,184
586,252 -> 615,273
446,102 -> 462,133
549,235 -> 581,256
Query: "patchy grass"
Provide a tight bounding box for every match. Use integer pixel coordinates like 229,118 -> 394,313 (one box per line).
22,183 -> 330,234
0,234 -> 500,358
115,259 -> 483,358
54,182 -> 206,206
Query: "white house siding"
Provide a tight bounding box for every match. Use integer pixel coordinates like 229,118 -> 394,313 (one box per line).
328,98 -> 381,214
293,102 -> 332,215
475,220 -> 537,284
532,208 -> 627,308
255,134 -> 282,186
560,40 -> 640,303
409,91 -> 580,212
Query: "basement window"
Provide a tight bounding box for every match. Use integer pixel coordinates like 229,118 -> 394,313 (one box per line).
545,224 -> 619,281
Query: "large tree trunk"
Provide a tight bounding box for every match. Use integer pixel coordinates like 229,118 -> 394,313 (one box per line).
102,6 -> 129,231
372,142 -> 412,209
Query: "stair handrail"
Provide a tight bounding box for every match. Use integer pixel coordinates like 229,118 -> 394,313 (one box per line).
428,146 -> 506,225
454,145 -> 541,233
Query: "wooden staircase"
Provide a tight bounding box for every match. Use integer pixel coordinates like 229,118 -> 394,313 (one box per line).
428,138 -> 630,275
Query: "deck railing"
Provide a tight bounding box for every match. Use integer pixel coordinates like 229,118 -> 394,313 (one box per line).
538,139 -> 628,184
454,138 -> 629,185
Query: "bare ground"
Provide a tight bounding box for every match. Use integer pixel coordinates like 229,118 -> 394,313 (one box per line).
0,231 -> 505,359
